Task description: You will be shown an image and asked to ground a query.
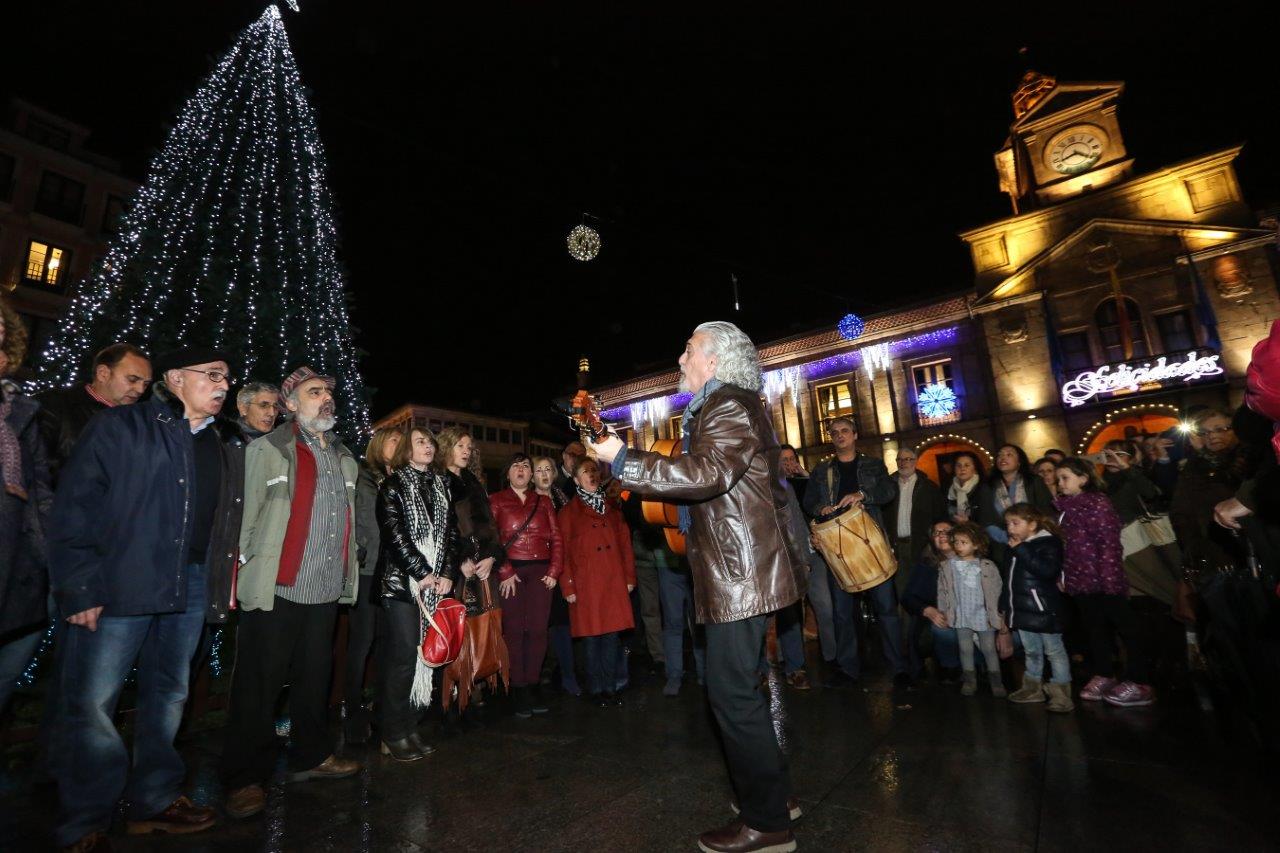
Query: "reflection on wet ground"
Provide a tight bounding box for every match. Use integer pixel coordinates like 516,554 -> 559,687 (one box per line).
3,661 -> 1277,851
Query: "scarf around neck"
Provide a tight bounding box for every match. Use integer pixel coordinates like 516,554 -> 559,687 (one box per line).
947,474 -> 978,515
0,382 -> 26,500
395,465 -> 449,575
677,377 -> 725,532
577,485 -> 607,515
995,474 -> 1024,514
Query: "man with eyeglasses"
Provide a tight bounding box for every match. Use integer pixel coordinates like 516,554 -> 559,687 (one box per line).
45,347 -> 247,850
36,342 -> 152,486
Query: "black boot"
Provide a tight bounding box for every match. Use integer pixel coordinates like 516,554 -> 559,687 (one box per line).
380,737 -> 424,762
442,705 -> 461,737
529,684 -> 549,714
512,686 -> 533,719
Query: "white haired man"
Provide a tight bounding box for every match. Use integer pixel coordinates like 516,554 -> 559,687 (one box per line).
592,321 -> 807,853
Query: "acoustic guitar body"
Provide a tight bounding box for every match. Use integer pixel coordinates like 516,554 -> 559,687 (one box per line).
641,438 -> 687,556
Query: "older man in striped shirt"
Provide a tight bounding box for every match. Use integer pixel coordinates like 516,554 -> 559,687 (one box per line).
221,366 -> 362,821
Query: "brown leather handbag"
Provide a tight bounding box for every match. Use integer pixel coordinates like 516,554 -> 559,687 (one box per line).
442,577 -> 510,711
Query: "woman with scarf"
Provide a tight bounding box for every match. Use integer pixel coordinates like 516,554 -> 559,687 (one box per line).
435,426 -> 506,729
491,454 -> 563,717
376,426 -> 457,761
558,457 -> 636,706
0,298 -> 53,714
946,451 -> 985,524
533,456 -> 580,695
975,444 -> 1054,563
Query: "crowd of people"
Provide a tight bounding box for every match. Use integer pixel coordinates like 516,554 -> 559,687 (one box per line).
1,292 -> 1279,852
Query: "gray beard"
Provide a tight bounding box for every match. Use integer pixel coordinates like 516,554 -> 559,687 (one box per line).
299,413 -> 336,434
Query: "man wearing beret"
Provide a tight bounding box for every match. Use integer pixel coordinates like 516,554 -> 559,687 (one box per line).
222,366 -> 361,820
45,346 -> 246,851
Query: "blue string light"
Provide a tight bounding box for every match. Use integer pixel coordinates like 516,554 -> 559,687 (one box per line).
838,313 -> 865,340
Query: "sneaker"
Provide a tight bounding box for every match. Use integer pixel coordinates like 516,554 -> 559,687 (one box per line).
1102,681 -> 1155,708
785,670 -> 811,691
664,677 -> 683,697
1078,675 -> 1117,702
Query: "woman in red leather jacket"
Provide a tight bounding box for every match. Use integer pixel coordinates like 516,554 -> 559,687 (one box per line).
490,453 -> 563,717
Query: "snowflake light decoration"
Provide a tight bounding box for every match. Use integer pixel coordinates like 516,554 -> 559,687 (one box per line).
917,383 -> 958,420
567,224 -> 601,261
838,313 -> 865,340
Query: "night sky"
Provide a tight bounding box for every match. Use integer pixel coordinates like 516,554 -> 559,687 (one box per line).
5,3 -> 1277,422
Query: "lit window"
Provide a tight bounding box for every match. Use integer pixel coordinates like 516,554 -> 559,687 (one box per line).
25,240 -> 69,288
912,360 -> 961,426
1095,297 -> 1148,363
668,413 -> 683,440
813,379 -> 854,430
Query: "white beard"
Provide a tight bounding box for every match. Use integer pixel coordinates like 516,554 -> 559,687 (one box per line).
300,413 -> 336,433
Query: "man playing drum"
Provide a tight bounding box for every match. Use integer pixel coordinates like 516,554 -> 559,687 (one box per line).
591,321 -> 808,853
803,417 -> 912,691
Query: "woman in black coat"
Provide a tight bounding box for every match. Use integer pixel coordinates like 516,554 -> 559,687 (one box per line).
974,443 -> 1055,564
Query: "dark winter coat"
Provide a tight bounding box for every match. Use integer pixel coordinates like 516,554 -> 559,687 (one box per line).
900,550 -> 944,617
804,453 -> 898,529
884,472 -> 948,549
1054,490 -> 1127,596
1170,445 -> 1249,574
355,464 -> 385,576
33,384 -> 106,486
444,467 -> 504,615
47,387 -> 246,623
1002,532 -> 1065,634
0,383 -> 54,639
1102,466 -> 1162,525
375,467 -> 459,604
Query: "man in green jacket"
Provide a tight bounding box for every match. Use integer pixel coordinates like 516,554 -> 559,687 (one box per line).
222,366 -> 361,820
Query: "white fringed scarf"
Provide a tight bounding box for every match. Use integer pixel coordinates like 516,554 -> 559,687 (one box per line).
395,465 -> 450,708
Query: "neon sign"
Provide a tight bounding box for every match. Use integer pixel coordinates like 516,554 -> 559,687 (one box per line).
1061,350 -> 1224,408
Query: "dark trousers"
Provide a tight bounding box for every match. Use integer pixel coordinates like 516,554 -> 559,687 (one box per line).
583,632 -> 622,694
705,614 -> 792,834
343,575 -> 379,725
377,598 -> 420,742
502,561 -> 554,687
1075,593 -> 1150,683
828,573 -> 905,678
49,564 -> 206,846
222,597 -> 337,790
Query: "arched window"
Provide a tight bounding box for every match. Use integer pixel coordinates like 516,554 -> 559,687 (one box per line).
1095,296 -> 1148,363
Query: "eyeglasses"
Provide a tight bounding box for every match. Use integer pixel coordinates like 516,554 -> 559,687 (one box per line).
1199,426 -> 1233,436
179,367 -> 234,385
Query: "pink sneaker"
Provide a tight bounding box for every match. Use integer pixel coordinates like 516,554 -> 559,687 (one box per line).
1103,681 -> 1155,708
1078,676 -> 1116,701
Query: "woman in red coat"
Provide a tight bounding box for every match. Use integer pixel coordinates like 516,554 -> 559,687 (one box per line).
558,457 -> 636,706
491,454 -> 563,718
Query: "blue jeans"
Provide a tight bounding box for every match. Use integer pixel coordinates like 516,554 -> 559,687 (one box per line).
931,625 -> 960,669
1019,630 -> 1070,684
583,632 -> 622,695
829,573 -> 905,678
806,553 -> 837,662
657,563 -> 705,682
47,563 -> 207,846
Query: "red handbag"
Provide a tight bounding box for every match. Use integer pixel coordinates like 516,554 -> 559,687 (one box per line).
419,594 -> 467,668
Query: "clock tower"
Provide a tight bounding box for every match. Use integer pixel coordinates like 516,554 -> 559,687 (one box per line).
994,71 -> 1133,212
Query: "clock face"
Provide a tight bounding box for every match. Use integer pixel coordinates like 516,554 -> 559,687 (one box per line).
1047,127 -> 1106,175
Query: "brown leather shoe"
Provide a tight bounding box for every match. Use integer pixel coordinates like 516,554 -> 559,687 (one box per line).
62,831 -> 112,853
225,783 -> 267,819
288,753 -> 360,782
126,795 -> 217,835
698,820 -> 796,853
731,797 -> 803,821
785,670 -> 811,691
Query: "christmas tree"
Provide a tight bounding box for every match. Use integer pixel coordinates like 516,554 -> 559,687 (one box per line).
35,3 -> 370,438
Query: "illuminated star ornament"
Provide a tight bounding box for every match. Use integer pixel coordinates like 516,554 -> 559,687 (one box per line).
917,383 -> 958,419
567,224 -> 601,261
32,4 -> 370,439
838,312 -> 865,341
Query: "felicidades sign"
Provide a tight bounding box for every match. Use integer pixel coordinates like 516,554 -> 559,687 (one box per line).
1061,349 -> 1224,408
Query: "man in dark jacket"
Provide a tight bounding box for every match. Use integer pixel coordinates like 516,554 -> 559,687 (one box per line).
886,447 -> 948,679
803,417 -> 908,689
592,321 -> 807,853
45,346 -> 245,850
35,342 -> 151,485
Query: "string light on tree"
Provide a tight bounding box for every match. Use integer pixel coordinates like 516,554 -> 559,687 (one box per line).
917,383 -> 958,420
567,224 -> 601,261
31,4 -> 370,439
837,313 -> 865,341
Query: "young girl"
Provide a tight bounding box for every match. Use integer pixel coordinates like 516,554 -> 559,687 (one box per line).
1003,504 -> 1073,712
937,522 -> 1008,697
1055,457 -> 1154,708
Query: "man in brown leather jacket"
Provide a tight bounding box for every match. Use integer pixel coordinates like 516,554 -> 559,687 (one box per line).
593,320 -> 807,853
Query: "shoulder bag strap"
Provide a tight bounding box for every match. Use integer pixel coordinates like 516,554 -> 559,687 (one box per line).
502,494 -> 542,551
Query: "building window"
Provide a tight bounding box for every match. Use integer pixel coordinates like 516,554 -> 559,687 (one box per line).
1058,331 -> 1093,372
471,424 -> 484,440
34,171 -> 86,224
429,419 -> 442,432
512,429 -> 523,445
0,152 -> 14,201
1095,296 -> 1148,363
911,359 -> 960,426
24,240 -> 70,289
1155,310 -> 1196,353
486,426 -> 498,442
499,428 -> 510,444
668,413 -> 683,440
813,379 -> 854,430
102,194 -> 128,235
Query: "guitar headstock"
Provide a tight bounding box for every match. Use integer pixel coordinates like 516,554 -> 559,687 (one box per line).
566,389 -> 611,444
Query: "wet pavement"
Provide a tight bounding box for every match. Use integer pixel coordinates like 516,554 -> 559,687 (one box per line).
4,662 -> 1276,852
